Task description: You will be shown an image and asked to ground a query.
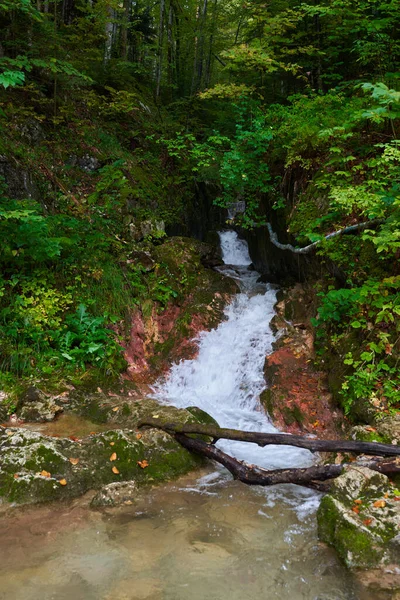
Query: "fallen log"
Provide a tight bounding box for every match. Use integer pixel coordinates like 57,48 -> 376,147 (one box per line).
138,419 -> 400,490
138,419 -> 400,457
173,432 -> 400,491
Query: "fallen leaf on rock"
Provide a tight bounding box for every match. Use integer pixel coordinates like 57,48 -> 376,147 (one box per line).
112,466 -> 120,474
351,506 -> 360,514
354,499 -> 363,505
13,474 -> 19,479
137,460 -> 149,469
373,500 -> 386,508
363,519 -> 372,526
59,479 -> 67,486
69,436 -> 79,442
110,452 -> 117,461
112,406 -> 119,412
152,414 -> 159,419
40,470 -> 51,478
136,433 -> 142,440
69,458 -> 79,465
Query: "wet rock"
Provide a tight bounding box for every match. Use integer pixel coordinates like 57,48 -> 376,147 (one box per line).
318,466 -> 400,570
91,481 -> 138,507
17,387 -> 63,422
0,400 -> 218,505
262,283 -> 341,438
123,237 -> 238,381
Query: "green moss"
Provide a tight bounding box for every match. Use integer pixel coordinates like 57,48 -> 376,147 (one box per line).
76,398 -> 111,424
281,404 -> 305,426
260,389 -> 275,418
318,495 -> 383,569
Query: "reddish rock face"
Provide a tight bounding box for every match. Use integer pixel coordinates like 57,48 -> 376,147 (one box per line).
120,237 -> 238,383
262,285 -> 344,440
122,297 -> 229,383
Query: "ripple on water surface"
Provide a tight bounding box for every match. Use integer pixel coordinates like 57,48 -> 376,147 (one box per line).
0,472 -> 370,600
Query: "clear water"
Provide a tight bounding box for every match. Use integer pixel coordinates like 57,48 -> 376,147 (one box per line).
0,232 -> 374,599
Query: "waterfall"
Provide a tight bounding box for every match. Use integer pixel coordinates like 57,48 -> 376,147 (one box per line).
152,231 -> 314,470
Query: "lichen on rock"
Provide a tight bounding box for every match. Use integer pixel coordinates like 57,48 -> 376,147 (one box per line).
0,399 -> 217,506
318,466 -> 400,571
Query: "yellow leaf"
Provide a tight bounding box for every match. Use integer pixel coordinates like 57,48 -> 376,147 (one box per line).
40,470 -> 51,478
59,479 -> 67,486
110,452 -> 117,461
112,466 -> 120,474
137,459 -> 149,469
69,458 -> 79,465
110,442 -> 115,446
112,406 -> 119,412
354,499 -> 362,505
373,499 -> 386,508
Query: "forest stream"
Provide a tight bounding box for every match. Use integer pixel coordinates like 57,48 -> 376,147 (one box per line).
0,232 -> 378,600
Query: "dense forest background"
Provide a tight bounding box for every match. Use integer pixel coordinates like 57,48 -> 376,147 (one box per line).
0,0 -> 399,419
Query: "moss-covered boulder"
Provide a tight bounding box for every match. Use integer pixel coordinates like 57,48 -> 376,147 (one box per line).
16,386 -> 63,422
0,400 -> 218,505
318,466 -> 400,570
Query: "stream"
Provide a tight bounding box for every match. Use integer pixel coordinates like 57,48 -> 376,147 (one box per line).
0,231 -> 373,600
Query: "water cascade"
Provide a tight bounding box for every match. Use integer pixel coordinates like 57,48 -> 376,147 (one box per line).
0,231 -> 364,600
152,230 -> 314,471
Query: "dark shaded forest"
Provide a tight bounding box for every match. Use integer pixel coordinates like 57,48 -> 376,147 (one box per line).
0,0 -> 399,422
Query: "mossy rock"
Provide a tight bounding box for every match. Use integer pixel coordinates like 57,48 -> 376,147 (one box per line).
0,399 -> 219,505
317,466 -> 400,569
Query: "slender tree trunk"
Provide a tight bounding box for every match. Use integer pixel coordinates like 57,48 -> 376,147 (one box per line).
104,6 -> 114,63
121,0 -> 131,60
155,0 -> 166,98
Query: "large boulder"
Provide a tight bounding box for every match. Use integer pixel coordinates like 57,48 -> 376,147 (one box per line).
318,466 -> 400,570
0,399 -> 217,505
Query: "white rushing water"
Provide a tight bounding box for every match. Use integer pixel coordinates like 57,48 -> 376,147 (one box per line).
152,230 -> 314,472
0,230 -> 362,600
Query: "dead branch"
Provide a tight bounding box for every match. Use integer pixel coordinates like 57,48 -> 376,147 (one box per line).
138,419 -> 400,457
174,433 -> 400,491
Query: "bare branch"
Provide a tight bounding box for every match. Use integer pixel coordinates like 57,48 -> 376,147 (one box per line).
266,220 -> 383,254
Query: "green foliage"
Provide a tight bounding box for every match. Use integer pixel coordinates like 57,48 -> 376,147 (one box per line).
0,70 -> 25,89
314,277 -> 400,414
